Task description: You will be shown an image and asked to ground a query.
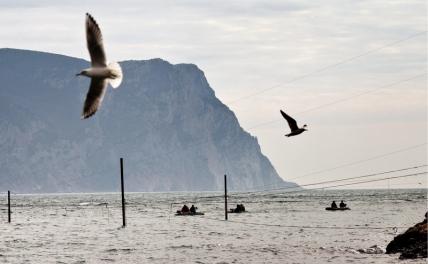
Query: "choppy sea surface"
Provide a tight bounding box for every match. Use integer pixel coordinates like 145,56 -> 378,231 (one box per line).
0,189 -> 426,264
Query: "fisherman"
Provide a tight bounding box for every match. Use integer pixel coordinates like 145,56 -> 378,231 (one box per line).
240,204 -> 246,212
339,200 -> 346,208
181,204 -> 190,213
190,204 -> 197,214
331,201 -> 338,209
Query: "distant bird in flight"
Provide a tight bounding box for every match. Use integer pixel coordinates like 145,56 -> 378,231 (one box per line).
280,110 -> 307,137
76,13 -> 123,119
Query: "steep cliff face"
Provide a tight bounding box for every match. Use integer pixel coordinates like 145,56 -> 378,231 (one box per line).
0,48 -> 297,193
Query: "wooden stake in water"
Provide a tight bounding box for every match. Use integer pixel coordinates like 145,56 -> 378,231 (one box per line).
7,190 -> 11,223
224,174 -> 228,221
120,158 -> 126,227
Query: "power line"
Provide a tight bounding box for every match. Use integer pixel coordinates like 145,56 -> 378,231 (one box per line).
236,171 -> 426,197
246,73 -> 426,130
288,142 -> 427,181
274,171 -> 426,194
304,171 -> 426,191
241,164 -> 427,193
235,142 -> 427,192
226,30 -> 426,105
292,165 -> 426,188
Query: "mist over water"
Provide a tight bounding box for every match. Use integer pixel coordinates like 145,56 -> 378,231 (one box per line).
1,189 -> 426,263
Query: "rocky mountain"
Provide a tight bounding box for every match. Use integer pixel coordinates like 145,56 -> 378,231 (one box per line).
0,48 -> 297,193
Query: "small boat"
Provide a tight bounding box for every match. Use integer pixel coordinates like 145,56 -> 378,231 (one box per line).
325,207 -> 350,211
229,209 -> 246,213
175,211 -> 205,216
78,202 -> 108,206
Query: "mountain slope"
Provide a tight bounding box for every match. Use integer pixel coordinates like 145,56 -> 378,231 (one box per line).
0,48 -> 298,193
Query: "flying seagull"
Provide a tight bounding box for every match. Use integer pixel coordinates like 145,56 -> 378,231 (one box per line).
76,13 -> 123,119
280,110 -> 307,137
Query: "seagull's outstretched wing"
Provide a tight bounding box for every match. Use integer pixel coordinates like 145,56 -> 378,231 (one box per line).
280,110 -> 298,131
82,78 -> 108,119
86,13 -> 107,67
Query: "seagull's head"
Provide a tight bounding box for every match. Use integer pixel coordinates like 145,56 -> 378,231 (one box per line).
76,70 -> 88,77
303,124 -> 308,131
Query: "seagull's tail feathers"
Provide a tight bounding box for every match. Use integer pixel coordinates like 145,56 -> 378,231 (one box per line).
108,62 -> 123,88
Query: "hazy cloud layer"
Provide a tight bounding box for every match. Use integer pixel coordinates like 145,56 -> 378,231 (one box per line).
0,0 -> 426,188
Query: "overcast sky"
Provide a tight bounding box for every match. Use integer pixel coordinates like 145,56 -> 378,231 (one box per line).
1,0 -> 426,189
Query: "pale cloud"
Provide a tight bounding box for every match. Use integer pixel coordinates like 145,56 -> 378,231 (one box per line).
0,0 -> 426,188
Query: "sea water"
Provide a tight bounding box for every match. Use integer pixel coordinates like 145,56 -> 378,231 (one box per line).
0,189 -> 426,263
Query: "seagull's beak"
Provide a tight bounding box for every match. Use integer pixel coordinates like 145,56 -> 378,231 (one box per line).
76,73 -> 82,76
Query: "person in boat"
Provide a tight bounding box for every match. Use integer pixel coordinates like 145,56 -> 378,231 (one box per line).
190,204 -> 197,214
232,204 -> 246,213
331,201 -> 338,209
339,200 -> 346,208
181,204 -> 190,213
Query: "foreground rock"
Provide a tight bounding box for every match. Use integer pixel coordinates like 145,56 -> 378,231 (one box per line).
358,245 -> 385,254
386,213 -> 427,259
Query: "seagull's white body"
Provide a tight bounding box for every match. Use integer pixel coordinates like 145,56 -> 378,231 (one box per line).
79,63 -> 122,87
77,13 -> 123,119
80,67 -> 117,79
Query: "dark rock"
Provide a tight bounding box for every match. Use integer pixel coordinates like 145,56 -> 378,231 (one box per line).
386,214 -> 427,259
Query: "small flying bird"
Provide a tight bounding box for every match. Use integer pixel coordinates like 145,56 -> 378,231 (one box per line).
76,13 -> 123,119
280,110 -> 307,137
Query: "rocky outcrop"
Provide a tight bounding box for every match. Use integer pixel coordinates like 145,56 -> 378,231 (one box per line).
386,213 -> 427,259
